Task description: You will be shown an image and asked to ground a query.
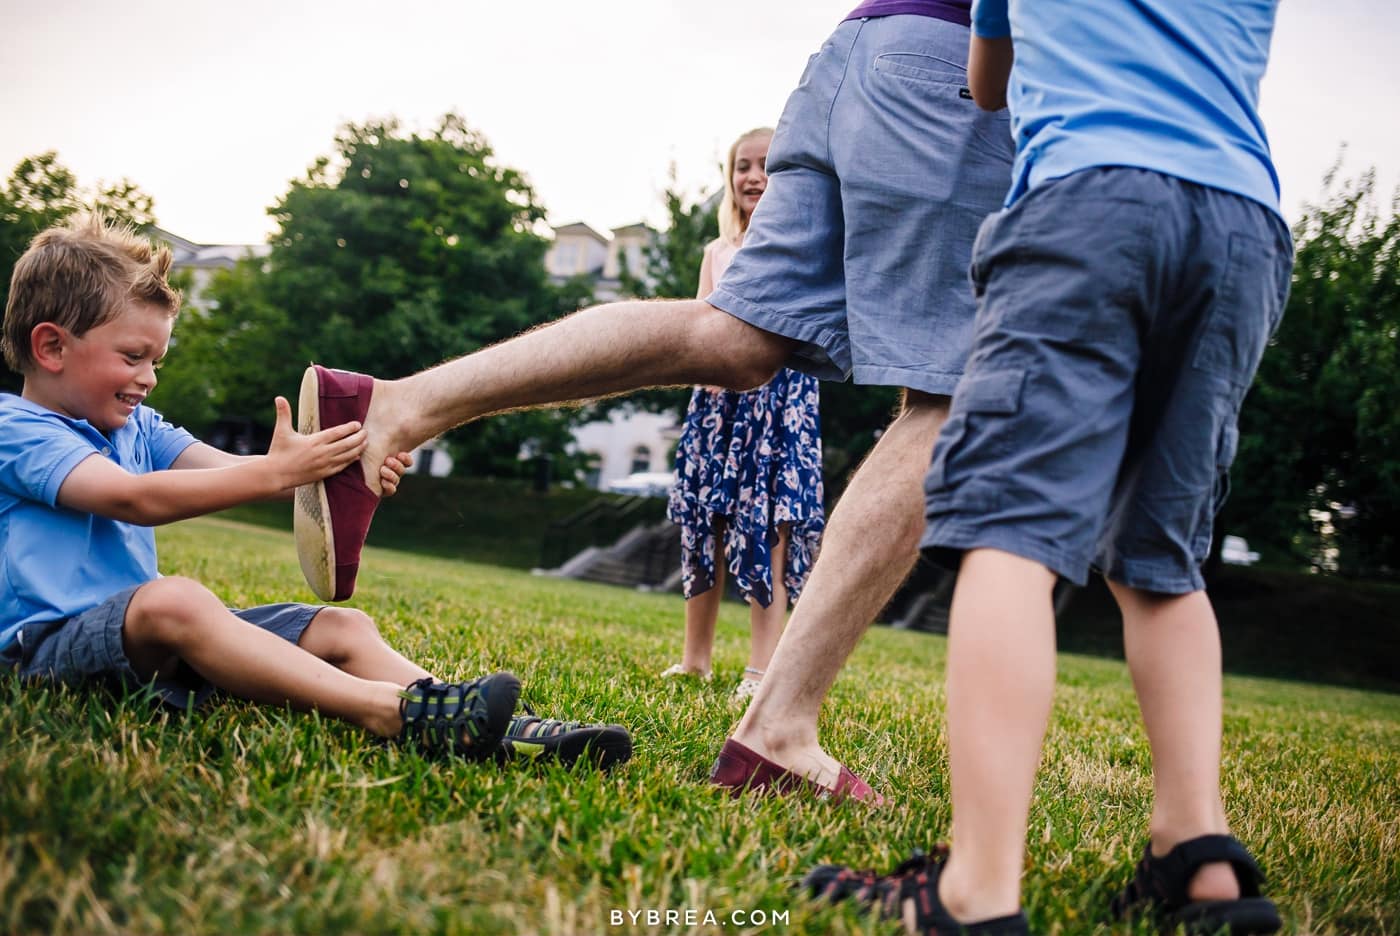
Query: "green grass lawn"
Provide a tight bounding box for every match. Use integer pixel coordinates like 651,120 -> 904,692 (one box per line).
2,518 -> 1397,935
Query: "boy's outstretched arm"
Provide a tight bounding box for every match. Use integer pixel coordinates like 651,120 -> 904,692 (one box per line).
57,397 -> 367,526
968,0 -> 1013,111
172,436 -> 415,496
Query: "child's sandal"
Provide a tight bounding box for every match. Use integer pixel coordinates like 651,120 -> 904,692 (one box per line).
804,846 -> 1033,935
1110,834 -> 1281,935
398,672 -> 520,762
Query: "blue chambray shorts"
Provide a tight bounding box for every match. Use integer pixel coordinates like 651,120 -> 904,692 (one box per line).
1,584 -> 321,710
922,168 -> 1294,593
708,14 -> 1015,396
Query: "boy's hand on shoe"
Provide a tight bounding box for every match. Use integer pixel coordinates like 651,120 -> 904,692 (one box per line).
379,451 -> 414,497
266,395 -> 367,490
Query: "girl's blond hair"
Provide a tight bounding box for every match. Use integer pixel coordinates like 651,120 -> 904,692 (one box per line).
717,127 -> 774,245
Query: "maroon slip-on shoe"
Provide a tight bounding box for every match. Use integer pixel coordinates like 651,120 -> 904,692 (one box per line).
709,737 -> 886,806
293,364 -> 379,602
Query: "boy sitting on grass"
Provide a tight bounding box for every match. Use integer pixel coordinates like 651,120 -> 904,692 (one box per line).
0,214 -> 630,770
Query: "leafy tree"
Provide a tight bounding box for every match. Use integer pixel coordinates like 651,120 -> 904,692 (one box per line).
1226,168 -> 1400,578
1,151 -> 159,393
618,173 -> 717,301
153,114 -> 595,481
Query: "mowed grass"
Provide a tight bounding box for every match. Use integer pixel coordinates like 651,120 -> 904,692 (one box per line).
1,518 -> 1397,936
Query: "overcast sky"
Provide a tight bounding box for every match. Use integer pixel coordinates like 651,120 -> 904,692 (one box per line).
2,0 -> 1396,246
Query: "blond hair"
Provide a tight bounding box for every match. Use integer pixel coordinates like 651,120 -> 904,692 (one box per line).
717,127 -> 774,245
2,213 -> 181,373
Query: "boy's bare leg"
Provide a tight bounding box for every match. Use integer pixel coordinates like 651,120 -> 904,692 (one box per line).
295,606 -> 431,686
1111,583 -> 1240,902
745,525 -> 790,674
935,548 -> 1058,923
729,392 -> 948,786
123,577 -> 408,738
355,299 -> 792,494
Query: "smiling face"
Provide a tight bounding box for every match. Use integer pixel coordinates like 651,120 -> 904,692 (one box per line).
730,131 -> 772,224
48,300 -> 173,432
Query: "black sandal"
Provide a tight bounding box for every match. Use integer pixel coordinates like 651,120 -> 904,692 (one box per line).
1110,835 -> 1281,935
804,846 -> 1033,935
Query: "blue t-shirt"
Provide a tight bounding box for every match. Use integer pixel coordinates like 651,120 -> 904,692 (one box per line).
0,394 -> 196,648
971,0 -> 1281,215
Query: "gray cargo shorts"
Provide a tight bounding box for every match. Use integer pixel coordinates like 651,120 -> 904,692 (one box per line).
922,167 -> 1293,593
1,583 -> 321,710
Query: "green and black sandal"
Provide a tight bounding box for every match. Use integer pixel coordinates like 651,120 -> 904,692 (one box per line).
497,704 -> 632,770
398,672 -> 520,762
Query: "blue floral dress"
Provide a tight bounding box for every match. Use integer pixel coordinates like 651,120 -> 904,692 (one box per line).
667,369 -> 825,608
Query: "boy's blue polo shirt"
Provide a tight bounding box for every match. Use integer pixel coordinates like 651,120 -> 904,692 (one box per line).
0,394 -> 196,649
971,0 -> 1282,216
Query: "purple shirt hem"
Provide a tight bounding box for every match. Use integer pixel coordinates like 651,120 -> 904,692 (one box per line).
844,0 -> 971,27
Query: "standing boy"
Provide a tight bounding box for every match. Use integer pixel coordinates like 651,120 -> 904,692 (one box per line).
1,214 -> 630,771
808,0 -> 1290,933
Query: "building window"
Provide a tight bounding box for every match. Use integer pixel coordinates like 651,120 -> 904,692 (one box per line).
552,243 -> 578,274
630,446 -> 651,474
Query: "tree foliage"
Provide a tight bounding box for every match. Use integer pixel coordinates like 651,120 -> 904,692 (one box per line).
1226,169 -> 1400,578
618,176 -> 717,302
153,115 -> 594,479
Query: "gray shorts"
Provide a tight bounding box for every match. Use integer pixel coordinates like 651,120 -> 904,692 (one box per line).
922,168 -> 1293,593
1,584 -> 321,710
709,14 -> 1015,396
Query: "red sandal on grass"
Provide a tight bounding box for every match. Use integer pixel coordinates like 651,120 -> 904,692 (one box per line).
708,737 -> 886,805
294,364 -> 379,602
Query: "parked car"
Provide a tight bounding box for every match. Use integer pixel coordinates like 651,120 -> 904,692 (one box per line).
605,471 -> 676,498
1221,534 -> 1261,566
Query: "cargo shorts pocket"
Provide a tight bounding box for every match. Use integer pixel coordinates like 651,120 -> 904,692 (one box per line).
926,370 -> 1026,492
1192,232 -> 1288,387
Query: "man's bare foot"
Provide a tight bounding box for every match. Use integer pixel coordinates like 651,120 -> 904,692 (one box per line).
358,377 -> 415,497
728,725 -> 844,790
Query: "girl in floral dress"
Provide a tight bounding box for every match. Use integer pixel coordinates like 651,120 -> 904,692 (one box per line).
662,127 -> 825,700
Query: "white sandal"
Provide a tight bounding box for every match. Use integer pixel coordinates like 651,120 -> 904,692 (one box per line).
659,663 -> 713,682
733,667 -> 764,700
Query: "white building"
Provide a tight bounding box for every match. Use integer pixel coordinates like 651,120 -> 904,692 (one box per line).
147,226 -> 270,309
545,220 -> 658,302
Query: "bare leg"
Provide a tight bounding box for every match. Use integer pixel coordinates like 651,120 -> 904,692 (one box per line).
935,548 -> 1058,923
1111,582 -> 1239,902
295,606 -> 431,686
679,519 -> 727,676
745,525 -> 790,675
122,577 -> 407,737
730,391 -> 948,787
356,299 -> 792,493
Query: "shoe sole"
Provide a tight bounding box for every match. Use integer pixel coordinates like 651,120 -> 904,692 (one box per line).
293,366 -> 337,601
502,726 -> 633,770
1170,898 -> 1282,936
